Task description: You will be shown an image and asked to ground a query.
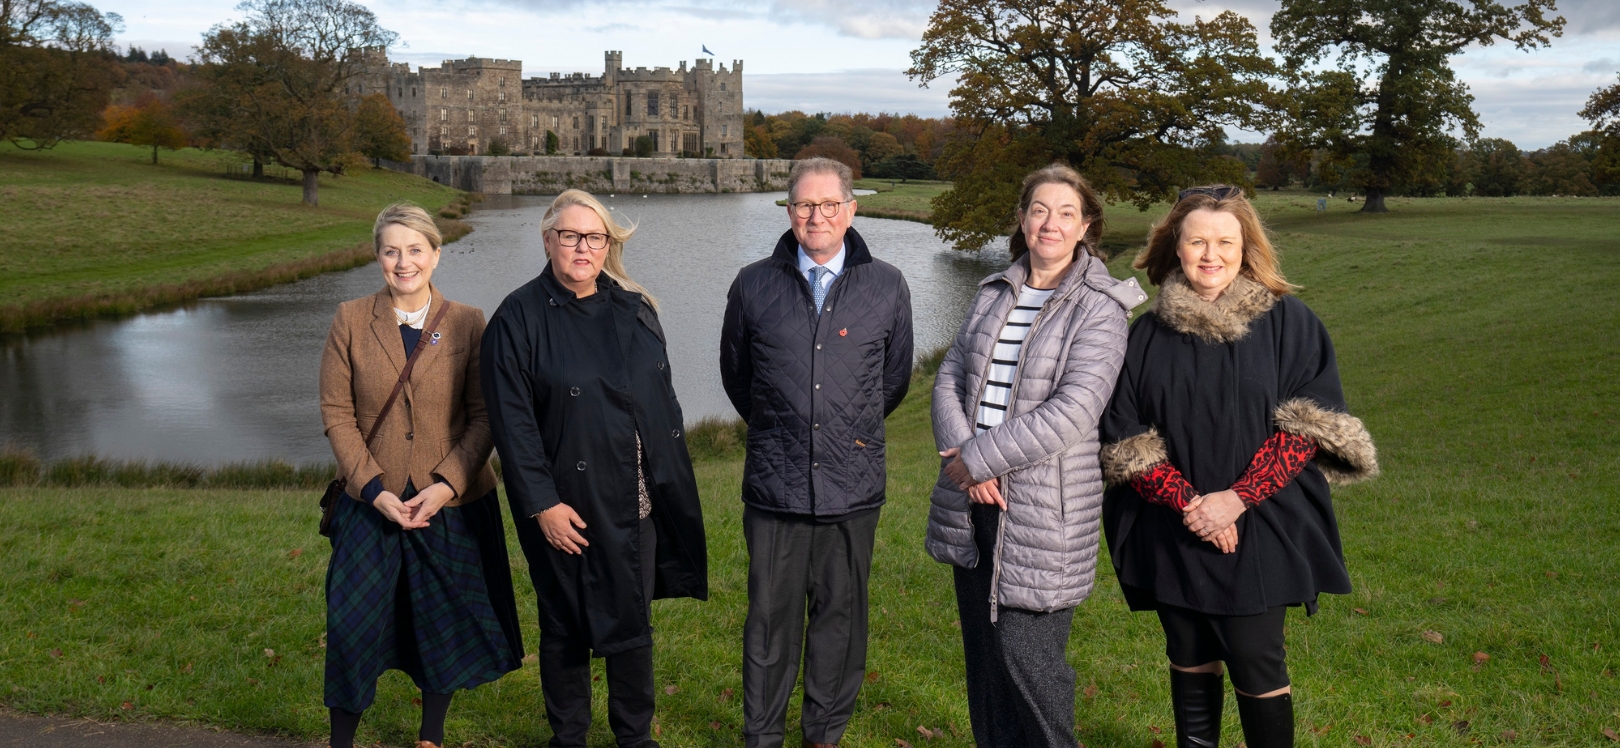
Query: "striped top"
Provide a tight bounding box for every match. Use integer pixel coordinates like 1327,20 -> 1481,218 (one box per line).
977,285 -> 1056,433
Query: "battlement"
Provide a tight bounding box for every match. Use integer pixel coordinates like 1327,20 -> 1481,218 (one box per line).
436,57 -> 523,73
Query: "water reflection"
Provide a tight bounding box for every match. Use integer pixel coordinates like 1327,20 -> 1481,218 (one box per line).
0,192 -> 1007,463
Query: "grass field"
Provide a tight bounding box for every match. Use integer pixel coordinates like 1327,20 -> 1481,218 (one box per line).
0,141 -> 469,332
851,178 -> 952,224
2,195 -> 1618,747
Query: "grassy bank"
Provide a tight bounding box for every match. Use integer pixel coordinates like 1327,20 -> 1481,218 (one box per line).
3,196 -> 1618,746
0,141 -> 472,332
851,178 -> 951,224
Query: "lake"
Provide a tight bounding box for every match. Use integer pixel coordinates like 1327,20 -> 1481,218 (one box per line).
0,192 -> 1009,464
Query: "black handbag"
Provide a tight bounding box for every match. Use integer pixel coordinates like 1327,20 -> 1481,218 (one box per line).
320,302 -> 450,536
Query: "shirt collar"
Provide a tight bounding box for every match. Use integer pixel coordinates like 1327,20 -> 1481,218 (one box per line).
796,243 -> 847,278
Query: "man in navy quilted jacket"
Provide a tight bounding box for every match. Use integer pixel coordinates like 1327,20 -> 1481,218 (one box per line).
720,157 -> 914,748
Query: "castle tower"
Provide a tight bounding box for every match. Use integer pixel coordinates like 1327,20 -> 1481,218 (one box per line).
604,50 -> 622,87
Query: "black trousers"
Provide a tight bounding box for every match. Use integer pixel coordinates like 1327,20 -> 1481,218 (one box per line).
954,504 -> 1078,748
539,517 -> 658,748
741,506 -> 880,748
1157,603 -> 1290,695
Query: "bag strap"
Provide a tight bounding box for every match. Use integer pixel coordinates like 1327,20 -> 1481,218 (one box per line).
364,301 -> 451,446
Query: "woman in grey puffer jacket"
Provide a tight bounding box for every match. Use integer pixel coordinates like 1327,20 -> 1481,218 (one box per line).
927,164 -> 1146,748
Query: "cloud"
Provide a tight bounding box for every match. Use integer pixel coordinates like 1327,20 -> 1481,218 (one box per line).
1556,0 -> 1620,35
745,68 -> 951,116
584,22 -> 645,34
1584,57 -> 1619,74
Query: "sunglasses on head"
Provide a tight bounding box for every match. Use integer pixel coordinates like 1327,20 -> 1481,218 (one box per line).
1177,185 -> 1244,202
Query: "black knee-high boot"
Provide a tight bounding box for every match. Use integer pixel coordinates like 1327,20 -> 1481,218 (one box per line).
1169,670 -> 1224,748
1235,692 -> 1293,748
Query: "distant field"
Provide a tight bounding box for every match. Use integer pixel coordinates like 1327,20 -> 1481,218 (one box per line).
2,194 -> 1618,746
852,178 -> 951,224
0,141 -> 468,331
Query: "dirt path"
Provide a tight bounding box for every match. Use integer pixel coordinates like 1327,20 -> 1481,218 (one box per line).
0,710 -> 319,748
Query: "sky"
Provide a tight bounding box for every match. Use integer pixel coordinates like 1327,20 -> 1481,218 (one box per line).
115,0 -> 1620,149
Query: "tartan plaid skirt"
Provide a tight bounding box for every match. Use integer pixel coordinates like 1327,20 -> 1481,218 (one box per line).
324,484 -> 524,711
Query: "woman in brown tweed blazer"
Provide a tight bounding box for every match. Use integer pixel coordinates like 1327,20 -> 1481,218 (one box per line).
318,202 -> 522,748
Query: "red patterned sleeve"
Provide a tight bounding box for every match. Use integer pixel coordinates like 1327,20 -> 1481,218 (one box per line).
1230,432 -> 1318,507
1130,462 -> 1198,511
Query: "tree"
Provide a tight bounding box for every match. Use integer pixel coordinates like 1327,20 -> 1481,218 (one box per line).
191,0 -> 398,206
1271,0 -> 1564,213
907,0 -> 1278,250
794,136 -> 862,178
868,153 -> 936,181
1462,137 -> 1525,196
97,92 -> 186,163
1522,136 -> 1599,196
633,134 -> 653,157
545,130 -> 558,154
744,121 -> 777,158
1,0 -> 123,148
353,92 -> 409,164
1255,138 -> 1290,190
1580,74 -> 1620,186
485,138 -> 508,156
862,131 -> 904,166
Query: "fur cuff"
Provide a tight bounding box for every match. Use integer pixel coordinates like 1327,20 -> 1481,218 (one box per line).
1100,428 -> 1169,484
1273,398 -> 1380,484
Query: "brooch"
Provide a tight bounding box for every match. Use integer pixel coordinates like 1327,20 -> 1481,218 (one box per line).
430,331 -> 442,345
839,328 -> 848,337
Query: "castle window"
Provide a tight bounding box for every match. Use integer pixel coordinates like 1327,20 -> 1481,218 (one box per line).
466,89 -> 472,100
647,93 -> 659,117
469,126 -> 477,135
626,95 -> 633,116
498,91 -> 506,102
499,76 -> 506,87
500,109 -> 507,122
721,125 -> 728,137
683,106 -> 689,120
412,87 -> 417,97
720,82 -> 726,91
439,109 -> 447,121
358,83 -> 364,94
573,116 -> 579,130
440,126 -> 447,136
531,114 -> 538,127
551,115 -> 559,128
440,87 -> 447,98
721,143 -> 728,154
500,126 -> 507,135
669,94 -> 678,116
573,136 -> 579,151
397,87 -> 402,97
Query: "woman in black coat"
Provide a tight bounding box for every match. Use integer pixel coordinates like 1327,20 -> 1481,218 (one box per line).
481,189 -> 708,748
1099,186 -> 1378,748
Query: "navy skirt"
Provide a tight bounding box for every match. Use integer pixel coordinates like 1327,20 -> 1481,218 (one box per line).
324,484 -> 524,711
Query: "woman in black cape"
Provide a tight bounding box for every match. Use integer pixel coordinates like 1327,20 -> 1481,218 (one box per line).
1099,186 -> 1378,748
482,189 -> 708,748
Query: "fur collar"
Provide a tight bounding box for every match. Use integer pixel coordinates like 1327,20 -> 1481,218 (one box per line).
1151,270 -> 1279,343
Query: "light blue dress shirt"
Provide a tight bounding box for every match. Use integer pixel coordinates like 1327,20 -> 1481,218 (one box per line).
796,243 -> 847,293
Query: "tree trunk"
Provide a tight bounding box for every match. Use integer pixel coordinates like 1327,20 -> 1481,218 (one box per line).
1359,190 -> 1389,213
302,169 -> 319,206
252,158 -> 264,179
151,143 -> 158,165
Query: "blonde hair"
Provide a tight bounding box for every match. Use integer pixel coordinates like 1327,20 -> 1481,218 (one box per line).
1134,187 -> 1297,296
373,202 -> 442,252
540,189 -> 658,310
1008,163 -> 1106,263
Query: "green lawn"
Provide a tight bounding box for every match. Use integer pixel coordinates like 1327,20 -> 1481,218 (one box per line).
0,141 -> 466,331
851,178 -> 952,223
2,195 -> 1618,746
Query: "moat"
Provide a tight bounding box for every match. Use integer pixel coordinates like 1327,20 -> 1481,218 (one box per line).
1,193 -> 1008,464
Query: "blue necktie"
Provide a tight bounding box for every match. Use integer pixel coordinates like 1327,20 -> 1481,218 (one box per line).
810,266 -> 830,315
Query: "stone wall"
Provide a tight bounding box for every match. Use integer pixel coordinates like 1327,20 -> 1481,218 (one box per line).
391,155 -> 795,195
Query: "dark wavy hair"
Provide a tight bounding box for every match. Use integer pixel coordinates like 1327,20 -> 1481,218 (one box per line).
1007,163 -> 1107,263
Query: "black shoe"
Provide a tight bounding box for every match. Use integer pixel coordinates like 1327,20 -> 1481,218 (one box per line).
1169,669 -> 1224,748
1235,692 -> 1293,748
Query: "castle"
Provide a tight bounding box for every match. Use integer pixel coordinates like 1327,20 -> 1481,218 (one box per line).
360,50 -> 746,159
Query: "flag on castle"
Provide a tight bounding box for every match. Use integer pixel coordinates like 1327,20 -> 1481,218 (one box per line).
702,45 -> 715,55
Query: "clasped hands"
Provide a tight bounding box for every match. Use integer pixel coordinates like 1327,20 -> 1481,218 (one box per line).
939,447 -> 1005,510
371,481 -> 457,530
1183,489 -> 1245,554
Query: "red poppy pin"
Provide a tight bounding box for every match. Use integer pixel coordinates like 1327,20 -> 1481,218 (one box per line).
838,328 -> 848,337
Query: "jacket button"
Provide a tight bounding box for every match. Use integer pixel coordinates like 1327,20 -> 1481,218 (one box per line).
815,343 -> 822,350
570,387 -> 580,396
405,432 -> 414,441
812,462 -> 819,470
672,429 -> 681,438
657,361 -> 665,369
814,383 -> 821,390
812,423 -> 820,430
576,461 -> 586,471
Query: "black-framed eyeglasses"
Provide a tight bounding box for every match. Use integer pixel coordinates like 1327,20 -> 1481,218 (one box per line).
1177,185 -> 1244,203
549,228 -> 610,250
789,200 -> 852,219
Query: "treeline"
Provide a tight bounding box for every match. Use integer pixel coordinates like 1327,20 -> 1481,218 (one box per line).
1255,133 -> 1619,197
743,110 -> 952,181
2,0 -> 413,207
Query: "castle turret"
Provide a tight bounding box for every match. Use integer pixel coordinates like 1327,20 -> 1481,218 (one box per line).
604,50 -> 622,87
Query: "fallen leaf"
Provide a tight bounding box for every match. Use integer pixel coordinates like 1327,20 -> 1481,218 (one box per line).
97,676 -> 105,684
26,632 -> 35,639
593,675 -> 601,682
720,687 -> 734,701
1422,630 -> 1444,644
1353,608 -> 1369,616
1603,728 -> 1618,742
895,740 -> 913,748
917,725 -> 941,740
288,548 -> 303,559
1312,724 -> 1332,735
263,648 -> 275,658
120,701 -> 133,710
653,722 -> 661,737
1419,714 -> 1434,725
411,697 -> 422,706
522,653 -> 537,664
951,620 -> 961,628
1440,700 -> 1452,707
873,702 -> 891,711
180,663 -> 192,674
144,684 -> 153,691
1545,571 -> 1558,579
1472,651 -> 1490,664
866,671 -> 880,684
1502,729 -> 1519,741
189,596 -> 197,601
49,648 -> 62,658
1149,725 -> 1162,734
1355,736 -> 1371,746
1539,654 -> 1553,672
664,685 -> 678,695
245,677 -> 259,685
1082,683 -> 1098,700
1150,740 -> 1165,748
709,721 -> 722,730
1454,720 -> 1471,734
